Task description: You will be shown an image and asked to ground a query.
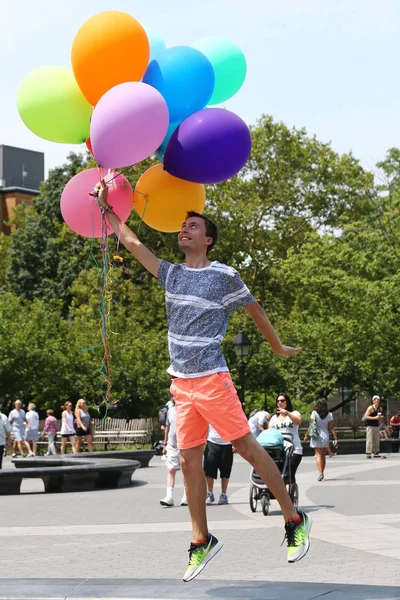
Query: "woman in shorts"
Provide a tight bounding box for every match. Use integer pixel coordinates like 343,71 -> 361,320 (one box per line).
60,402 -> 77,454
74,399 -> 94,452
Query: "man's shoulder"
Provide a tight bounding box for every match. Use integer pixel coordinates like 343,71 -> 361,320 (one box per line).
210,261 -> 237,276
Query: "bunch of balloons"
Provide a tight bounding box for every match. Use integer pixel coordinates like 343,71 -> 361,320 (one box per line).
17,10 -> 252,234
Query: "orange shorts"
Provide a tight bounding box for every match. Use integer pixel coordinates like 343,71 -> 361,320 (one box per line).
170,371 -> 251,450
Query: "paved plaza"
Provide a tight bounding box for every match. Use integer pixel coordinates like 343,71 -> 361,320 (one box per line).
0,451 -> 399,599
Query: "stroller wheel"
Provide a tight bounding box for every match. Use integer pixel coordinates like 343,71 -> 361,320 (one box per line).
289,483 -> 299,508
261,493 -> 270,516
249,485 -> 258,512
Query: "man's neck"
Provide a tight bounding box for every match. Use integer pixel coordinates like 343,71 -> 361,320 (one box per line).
184,254 -> 212,269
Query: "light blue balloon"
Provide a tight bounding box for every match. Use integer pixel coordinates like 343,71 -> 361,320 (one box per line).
143,46 -> 215,123
143,26 -> 167,63
156,121 -> 180,161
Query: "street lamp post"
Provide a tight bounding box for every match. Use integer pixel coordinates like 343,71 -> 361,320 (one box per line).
232,328 -> 252,408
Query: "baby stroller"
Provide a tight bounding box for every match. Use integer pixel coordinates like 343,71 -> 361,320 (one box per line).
249,429 -> 299,516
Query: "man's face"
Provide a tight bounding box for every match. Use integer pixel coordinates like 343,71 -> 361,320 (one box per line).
178,217 -> 211,254
15,401 -> 22,410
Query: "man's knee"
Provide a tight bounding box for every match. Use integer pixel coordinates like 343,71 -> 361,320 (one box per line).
180,446 -> 203,471
232,433 -> 258,462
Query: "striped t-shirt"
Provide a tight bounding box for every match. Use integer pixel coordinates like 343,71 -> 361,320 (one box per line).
158,260 -> 255,378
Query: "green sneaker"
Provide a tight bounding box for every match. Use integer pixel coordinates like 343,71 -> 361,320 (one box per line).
285,511 -> 312,563
183,533 -> 223,582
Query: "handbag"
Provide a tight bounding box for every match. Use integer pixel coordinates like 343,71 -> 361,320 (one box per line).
308,415 -> 319,439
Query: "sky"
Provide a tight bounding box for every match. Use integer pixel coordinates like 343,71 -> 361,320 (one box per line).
1,0 -> 400,177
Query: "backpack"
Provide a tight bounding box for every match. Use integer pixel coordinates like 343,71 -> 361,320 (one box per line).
158,405 -> 169,427
308,412 -> 319,439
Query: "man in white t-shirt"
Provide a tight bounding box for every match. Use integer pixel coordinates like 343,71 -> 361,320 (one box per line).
204,425 -> 234,505
248,410 -> 270,438
8,400 -> 30,458
160,401 -> 187,508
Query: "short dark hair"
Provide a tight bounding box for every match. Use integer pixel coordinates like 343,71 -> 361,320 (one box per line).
186,211 -> 218,255
275,393 -> 293,412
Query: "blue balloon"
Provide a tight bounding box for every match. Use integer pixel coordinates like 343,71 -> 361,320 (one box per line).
156,121 -> 180,161
143,26 -> 167,63
143,46 -> 215,123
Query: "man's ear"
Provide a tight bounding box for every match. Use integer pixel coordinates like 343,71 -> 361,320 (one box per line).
205,236 -> 213,248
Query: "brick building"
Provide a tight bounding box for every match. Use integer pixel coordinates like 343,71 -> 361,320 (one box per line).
0,145 -> 44,234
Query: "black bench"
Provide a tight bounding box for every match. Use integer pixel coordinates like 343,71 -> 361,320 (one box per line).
302,438 -> 400,456
2,456 -> 140,495
69,449 -> 156,468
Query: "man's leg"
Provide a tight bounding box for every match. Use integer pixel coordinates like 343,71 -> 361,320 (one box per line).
204,442 -> 217,503
232,433 -> 297,522
0,445 -> 4,469
206,476 -> 215,494
217,444 -> 233,504
160,467 -> 177,507
221,477 -> 229,494
180,445 -> 208,542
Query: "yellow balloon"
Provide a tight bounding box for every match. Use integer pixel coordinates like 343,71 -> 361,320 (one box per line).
133,164 -> 206,232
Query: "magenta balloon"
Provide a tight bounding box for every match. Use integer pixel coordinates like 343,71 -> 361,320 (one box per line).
90,82 -> 169,168
60,168 -> 133,238
163,108 -> 252,184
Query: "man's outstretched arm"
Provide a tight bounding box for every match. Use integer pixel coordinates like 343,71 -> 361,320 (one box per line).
244,301 -> 302,358
96,179 -> 161,278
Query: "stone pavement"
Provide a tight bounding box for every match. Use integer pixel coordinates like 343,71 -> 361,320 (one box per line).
0,451 -> 399,599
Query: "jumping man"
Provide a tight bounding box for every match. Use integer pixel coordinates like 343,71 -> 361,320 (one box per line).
95,179 -> 312,582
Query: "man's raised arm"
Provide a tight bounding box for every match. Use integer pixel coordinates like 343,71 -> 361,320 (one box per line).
96,179 -> 161,278
244,301 -> 302,358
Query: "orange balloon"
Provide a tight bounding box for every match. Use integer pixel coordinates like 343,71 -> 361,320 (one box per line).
71,11 -> 149,106
133,164 -> 206,232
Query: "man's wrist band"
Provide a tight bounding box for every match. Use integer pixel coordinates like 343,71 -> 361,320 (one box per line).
104,204 -> 114,212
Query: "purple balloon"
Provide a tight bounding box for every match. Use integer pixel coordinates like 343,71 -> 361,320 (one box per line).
163,108 -> 252,184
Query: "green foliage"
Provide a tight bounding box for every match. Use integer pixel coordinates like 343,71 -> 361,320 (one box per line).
2,115 -> 400,417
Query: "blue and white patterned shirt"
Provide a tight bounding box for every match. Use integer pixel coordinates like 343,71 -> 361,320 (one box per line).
158,260 -> 255,378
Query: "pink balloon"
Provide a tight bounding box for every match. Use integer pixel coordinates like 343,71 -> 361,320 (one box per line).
60,168 -> 133,238
90,82 -> 169,168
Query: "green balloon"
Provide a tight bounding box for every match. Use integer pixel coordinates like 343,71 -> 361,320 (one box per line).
17,66 -> 92,144
192,37 -> 247,105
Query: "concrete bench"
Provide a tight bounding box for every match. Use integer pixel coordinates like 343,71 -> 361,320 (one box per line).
2,456 -> 140,495
62,449 -> 156,468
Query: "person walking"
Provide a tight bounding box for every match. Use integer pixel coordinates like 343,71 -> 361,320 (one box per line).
269,393 -> 303,486
309,400 -> 338,481
25,403 -> 39,456
8,400 -> 30,458
40,409 -> 58,455
60,402 -> 77,454
204,424 -> 234,505
364,395 -> 383,458
74,399 -> 94,452
159,398 -> 187,507
0,407 -> 11,468
94,180 -> 311,582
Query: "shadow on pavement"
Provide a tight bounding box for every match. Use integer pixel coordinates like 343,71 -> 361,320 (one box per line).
2,579 -> 398,600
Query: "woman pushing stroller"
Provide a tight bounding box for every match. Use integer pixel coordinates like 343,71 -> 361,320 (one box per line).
269,393 -> 303,486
